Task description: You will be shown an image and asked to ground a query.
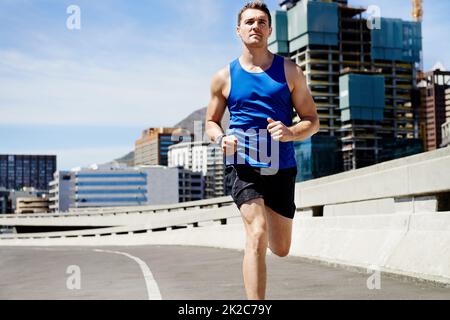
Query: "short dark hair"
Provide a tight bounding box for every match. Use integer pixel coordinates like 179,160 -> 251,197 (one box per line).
237,1 -> 272,27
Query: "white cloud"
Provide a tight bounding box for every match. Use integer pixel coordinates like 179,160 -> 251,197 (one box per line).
0,0 -> 241,127
0,47 -> 232,126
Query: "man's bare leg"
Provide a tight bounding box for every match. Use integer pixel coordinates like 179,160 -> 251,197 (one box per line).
240,198 -> 268,300
265,205 -> 293,257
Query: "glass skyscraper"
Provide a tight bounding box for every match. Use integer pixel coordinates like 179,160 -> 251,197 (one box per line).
0,155 -> 57,191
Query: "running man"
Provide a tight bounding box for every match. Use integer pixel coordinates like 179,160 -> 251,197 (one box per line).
205,1 -> 319,300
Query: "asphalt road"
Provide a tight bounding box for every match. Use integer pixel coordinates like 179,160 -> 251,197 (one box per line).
0,246 -> 449,300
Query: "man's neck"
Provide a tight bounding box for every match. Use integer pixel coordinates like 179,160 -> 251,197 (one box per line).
240,46 -> 273,68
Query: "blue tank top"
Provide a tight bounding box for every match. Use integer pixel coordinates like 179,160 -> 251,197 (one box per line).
225,54 -> 297,170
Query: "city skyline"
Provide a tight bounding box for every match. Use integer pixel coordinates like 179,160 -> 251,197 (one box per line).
1,0 -> 449,170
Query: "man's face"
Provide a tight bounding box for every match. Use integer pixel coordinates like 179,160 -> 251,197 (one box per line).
237,9 -> 272,48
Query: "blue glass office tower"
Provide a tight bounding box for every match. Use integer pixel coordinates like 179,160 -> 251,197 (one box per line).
0,155 -> 56,191
73,170 -> 148,208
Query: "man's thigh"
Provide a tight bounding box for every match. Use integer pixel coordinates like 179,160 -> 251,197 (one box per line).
262,167 -> 297,220
226,165 -> 265,211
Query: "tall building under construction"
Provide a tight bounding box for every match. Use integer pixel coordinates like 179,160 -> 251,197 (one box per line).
270,0 -> 423,180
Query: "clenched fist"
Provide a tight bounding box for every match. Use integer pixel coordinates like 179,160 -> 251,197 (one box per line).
221,135 -> 238,156
267,118 -> 294,142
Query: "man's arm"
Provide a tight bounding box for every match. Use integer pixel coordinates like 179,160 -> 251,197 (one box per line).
205,68 -> 238,155
267,60 -> 320,142
205,69 -> 227,144
287,62 -> 320,141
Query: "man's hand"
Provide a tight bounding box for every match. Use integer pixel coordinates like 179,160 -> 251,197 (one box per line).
267,118 -> 294,142
222,135 -> 238,155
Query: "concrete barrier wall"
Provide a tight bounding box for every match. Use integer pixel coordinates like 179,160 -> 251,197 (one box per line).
384,213 -> 450,282
0,199 -> 235,227
291,212 -> 450,285
296,147 -> 450,209
323,196 -> 440,217
0,206 -> 241,239
2,211 -> 449,286
0,204 -> 236,228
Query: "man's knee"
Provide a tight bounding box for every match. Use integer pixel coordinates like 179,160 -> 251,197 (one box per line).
270,246 -> 290,258
240,198 -> 268,253
246,227 -> 268,252
270,240 -> 291,257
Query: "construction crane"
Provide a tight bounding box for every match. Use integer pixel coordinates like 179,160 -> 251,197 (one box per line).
412,0 -> 423,22
411,0 -> 424,80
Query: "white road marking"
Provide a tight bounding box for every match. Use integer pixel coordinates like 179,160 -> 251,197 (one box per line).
94,249 -> 162,300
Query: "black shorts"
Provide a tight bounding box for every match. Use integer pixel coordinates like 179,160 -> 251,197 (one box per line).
225,164 -> 298,220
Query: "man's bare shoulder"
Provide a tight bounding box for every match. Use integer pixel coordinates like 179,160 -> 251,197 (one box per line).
210,66 -> 230,95
211,66 -> 230,86
283,57 -> 303,77
282,57 -> 304,91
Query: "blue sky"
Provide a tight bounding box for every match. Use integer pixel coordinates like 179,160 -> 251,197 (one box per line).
1,0 -> 449,170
